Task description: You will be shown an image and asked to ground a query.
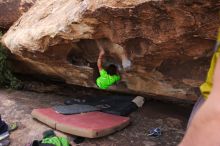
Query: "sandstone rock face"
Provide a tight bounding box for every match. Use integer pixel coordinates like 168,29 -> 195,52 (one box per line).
2,0 -> 220,101
0,0 -> 35,29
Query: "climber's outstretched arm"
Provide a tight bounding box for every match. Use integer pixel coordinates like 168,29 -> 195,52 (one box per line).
96,40 -> 105,71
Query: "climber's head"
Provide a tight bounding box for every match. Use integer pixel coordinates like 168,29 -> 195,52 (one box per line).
106,64 -> 118,75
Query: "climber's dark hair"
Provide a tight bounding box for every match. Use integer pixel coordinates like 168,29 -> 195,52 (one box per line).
106,64 -> 117,75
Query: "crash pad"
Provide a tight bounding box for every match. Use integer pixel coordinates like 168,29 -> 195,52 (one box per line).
64,95 -> 137,116
31,108 -> 130,138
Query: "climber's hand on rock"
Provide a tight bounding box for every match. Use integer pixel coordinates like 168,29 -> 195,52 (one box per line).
100,49 -> 105,56
122,59 -> 131,70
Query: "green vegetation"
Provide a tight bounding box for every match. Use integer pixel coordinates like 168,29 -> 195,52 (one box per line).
0,31 -> 23,89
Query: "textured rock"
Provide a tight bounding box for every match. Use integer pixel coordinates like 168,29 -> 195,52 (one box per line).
2,0 -> 220,101
0,0 -> 35,29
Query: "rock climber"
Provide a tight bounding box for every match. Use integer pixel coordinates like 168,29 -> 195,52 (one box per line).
95,40 -> 121,89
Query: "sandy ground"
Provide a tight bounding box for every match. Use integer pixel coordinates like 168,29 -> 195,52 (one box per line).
0,88 -> 192,146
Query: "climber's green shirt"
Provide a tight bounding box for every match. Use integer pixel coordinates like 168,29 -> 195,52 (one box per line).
96,69 -> 120,89
200,30 -> 220,99
42,136 -> 69,146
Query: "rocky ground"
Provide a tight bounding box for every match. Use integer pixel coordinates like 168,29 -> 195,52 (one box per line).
0,85 -> 192,146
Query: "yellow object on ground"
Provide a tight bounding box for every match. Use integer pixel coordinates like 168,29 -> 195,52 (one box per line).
200,30 -> 220,99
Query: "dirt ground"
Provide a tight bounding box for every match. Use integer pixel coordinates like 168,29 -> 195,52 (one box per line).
0,88 -> 192,146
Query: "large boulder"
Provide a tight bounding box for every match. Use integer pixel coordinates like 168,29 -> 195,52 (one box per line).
2,0 -> 220,101
0,0 -> 35,29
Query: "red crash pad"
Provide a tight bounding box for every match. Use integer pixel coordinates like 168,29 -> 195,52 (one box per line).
31,108 -> 130,138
